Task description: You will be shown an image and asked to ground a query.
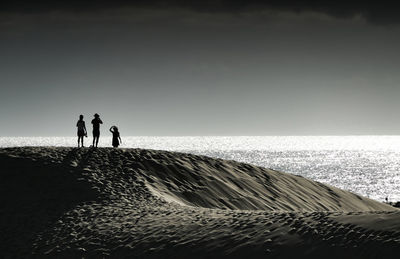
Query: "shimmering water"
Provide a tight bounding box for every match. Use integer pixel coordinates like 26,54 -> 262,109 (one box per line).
1,136 -> 400,202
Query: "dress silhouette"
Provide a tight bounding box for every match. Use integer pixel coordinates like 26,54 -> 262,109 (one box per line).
76,115 -> 87,147
91,113 -> 103,147
109,126 -> 122,148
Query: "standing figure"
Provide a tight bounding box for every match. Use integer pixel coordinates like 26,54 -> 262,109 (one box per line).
76,115 -> 87,147
91,113 -> 103,147
109,126 -> 122,148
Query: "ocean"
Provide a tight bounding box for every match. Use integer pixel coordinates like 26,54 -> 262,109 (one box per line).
1,136 -> 399,202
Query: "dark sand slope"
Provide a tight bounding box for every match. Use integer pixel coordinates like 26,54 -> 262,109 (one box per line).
0,147 -> 399,258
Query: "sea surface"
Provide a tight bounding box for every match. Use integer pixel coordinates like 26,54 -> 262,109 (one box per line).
1,136 -> 400,202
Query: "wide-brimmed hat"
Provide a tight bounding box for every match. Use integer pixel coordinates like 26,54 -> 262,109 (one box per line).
94,113 -> 99,117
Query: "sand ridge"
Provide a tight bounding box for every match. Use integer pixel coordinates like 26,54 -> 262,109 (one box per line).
0,147 -> 399,258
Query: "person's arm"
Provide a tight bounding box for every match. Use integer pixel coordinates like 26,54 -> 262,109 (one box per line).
109,126 -> 113,133
99,119 -> 103,124
83,122 -> 87,135
119,135 -> 122,144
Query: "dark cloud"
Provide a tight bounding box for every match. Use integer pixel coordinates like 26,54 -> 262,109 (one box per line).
0,1 -> 399,25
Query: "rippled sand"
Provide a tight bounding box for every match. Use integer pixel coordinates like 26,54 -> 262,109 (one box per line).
0,147 -> 399,258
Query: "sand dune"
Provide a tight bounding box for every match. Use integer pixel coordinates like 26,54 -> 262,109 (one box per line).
0,147 -> 399,258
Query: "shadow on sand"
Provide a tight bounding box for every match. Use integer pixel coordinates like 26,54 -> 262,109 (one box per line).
0,152 -> 99,257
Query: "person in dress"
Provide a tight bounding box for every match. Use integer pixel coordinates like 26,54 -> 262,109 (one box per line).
109,126 -> 122,148
76,115 -> 87,147
91,113 -> 103,147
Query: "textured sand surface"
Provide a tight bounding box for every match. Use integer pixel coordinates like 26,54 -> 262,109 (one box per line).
0,147 -> 399,258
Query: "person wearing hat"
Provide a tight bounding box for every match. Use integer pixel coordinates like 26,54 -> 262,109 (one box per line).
91,113 -> 103,147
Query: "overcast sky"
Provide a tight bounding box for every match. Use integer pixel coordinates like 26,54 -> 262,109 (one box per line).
1,1 -> 400,136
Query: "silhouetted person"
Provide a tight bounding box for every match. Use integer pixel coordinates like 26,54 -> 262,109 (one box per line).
91,113 -> 103,147
76,115 -> 87,147
109,126 -> 122,148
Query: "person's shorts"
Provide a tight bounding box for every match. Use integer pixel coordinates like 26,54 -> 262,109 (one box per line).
93,130 -> 100,137
77,130 -> 85,137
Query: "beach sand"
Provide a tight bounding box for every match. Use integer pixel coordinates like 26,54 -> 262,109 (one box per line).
0,147 -> 399,258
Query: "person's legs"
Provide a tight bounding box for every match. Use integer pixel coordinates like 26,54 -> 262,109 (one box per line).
93,130 -> 100,147
79,136 -> 85,147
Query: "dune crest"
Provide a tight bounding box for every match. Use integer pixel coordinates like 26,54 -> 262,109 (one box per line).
125,149 -> 393,212
0,147 -> 399,258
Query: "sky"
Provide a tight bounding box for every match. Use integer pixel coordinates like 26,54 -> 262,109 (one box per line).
1,1 -> 400,136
